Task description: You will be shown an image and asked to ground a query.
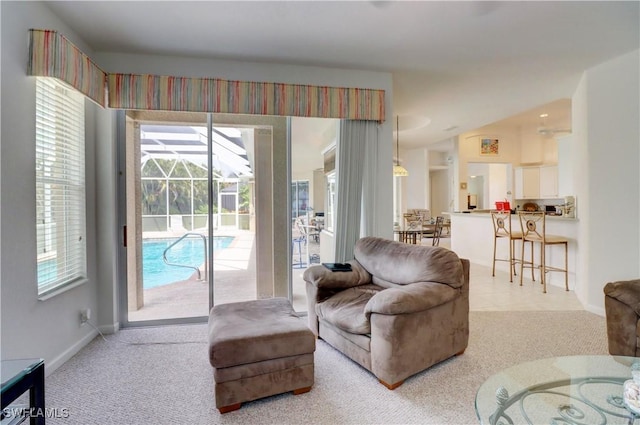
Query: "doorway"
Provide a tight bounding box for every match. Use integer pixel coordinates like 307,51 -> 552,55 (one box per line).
118,111 -> 287,326
467,162 -> 512,209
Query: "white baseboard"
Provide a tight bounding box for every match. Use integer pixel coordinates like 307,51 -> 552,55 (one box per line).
46,329 -> 97,376
585,304 -> 606,317
99,322 -> 120,334
45,321 -> 120,376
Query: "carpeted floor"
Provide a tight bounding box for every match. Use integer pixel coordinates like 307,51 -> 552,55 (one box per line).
42,310 -> 608,425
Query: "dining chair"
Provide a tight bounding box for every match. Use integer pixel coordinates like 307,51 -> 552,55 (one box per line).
518,211 -> 569,293
490,210 -> 523,283
292,217 -> 308,268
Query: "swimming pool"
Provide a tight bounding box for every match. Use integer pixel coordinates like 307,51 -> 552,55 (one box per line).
143,236 -> 234,289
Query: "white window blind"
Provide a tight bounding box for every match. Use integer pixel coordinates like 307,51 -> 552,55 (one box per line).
36,77 -> 86,296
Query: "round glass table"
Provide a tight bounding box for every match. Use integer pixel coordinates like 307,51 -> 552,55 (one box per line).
475,355 -> 639,425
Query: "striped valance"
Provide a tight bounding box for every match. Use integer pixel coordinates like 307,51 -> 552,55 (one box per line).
28,29 -> 107,107
108,74 -> 385,121
27,29 -> 385,122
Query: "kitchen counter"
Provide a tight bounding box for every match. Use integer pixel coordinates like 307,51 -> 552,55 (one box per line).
449,212 -> 578,290
451,211 -> 578,221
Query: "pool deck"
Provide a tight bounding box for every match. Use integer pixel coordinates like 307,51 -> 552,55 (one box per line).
128,229 -> 310,322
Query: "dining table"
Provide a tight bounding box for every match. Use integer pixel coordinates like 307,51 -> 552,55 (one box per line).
394,224 -> 436,244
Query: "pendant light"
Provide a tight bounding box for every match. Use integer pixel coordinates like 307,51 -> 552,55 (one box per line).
393,115 -> 409,177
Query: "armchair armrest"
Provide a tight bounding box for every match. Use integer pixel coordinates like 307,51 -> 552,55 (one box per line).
365,281 -> 459,316
303,260 -> 371,290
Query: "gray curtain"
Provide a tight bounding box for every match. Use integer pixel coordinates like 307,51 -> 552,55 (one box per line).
360,124 -> 379,237
334,120 -> 379,261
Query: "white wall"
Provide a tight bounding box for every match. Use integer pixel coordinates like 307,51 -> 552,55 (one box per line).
404,148 -> 430,211
429,169 -> 449,216
1,1 -> 100,370
556,134 -> 574,196
574,49 -> 640,315
488,163 -> 509,208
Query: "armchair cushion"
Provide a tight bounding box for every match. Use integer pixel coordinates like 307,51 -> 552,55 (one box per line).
316,284 -> 383,334
364,281 -> 459,317
354,237 -> 463,288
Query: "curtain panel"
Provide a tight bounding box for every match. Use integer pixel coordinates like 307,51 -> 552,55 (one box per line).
334,120 -> 379,262
107,74 -> 385,121
27,29 -> 107,107
360,124 -> 380,237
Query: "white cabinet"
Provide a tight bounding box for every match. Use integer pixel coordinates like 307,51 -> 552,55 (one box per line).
515,167 -> 540,199
515,166 -> 559,199
539,166 -> 558,198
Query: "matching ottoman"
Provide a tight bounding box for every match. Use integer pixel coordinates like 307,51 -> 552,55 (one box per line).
208,297 -> 316,413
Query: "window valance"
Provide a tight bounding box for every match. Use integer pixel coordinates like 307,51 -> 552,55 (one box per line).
28,29 -> 107,107
107,74 -> 385,121
27,29 -> 386,122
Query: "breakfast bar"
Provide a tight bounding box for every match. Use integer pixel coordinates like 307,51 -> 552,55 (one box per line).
450,212 -> 578,290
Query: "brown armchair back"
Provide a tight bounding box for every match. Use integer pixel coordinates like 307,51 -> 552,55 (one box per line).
604,279 -> 640,356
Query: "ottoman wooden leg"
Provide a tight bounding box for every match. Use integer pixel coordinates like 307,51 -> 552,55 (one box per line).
218,403 -> 241,414
293,386 -> 312,395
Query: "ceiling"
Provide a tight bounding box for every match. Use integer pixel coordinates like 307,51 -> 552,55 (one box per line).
44,1 -> 639,149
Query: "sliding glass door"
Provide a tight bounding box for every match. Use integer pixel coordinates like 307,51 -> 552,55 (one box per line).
119,111 -> 260,325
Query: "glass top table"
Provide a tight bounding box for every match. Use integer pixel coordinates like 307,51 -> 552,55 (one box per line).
1,358 -> 45,425
1,358 -> 44,392
475,355 -> 639,425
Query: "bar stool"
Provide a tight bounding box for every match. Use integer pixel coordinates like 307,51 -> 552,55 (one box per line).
518,211 -> 569,293
490,210 -> 523,283
431,216 -> 444,247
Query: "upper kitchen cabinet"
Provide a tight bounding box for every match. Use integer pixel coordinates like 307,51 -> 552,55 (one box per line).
539,165 -> 559,198
515,167 -> 540,199
515,165 -> 559,199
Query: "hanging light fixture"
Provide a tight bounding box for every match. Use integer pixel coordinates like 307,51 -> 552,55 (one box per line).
393,115 -> 409,177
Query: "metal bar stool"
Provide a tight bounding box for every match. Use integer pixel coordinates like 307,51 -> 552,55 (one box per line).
518,211 -> 569,293
490,210 -> 523,283
431,216 -> 444,247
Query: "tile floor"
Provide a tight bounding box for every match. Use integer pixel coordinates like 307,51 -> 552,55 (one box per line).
293,236 -> 584,313
438,237 -> 582,311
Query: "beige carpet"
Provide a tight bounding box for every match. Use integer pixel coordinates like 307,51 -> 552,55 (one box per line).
42,310 -> 608,424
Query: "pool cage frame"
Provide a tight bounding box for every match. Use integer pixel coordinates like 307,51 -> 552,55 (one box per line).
139,124 -> 254,237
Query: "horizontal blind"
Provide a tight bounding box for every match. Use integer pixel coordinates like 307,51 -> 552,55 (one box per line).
36,77 -> 86,295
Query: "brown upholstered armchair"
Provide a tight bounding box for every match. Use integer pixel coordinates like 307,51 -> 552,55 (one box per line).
604,279 -> 640,356
303,237 -> 470,389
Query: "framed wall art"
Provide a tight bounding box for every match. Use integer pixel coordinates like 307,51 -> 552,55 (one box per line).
480,138 -> 499,156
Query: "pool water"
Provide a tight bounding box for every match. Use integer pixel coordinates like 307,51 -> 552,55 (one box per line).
143,236 -> 233,289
